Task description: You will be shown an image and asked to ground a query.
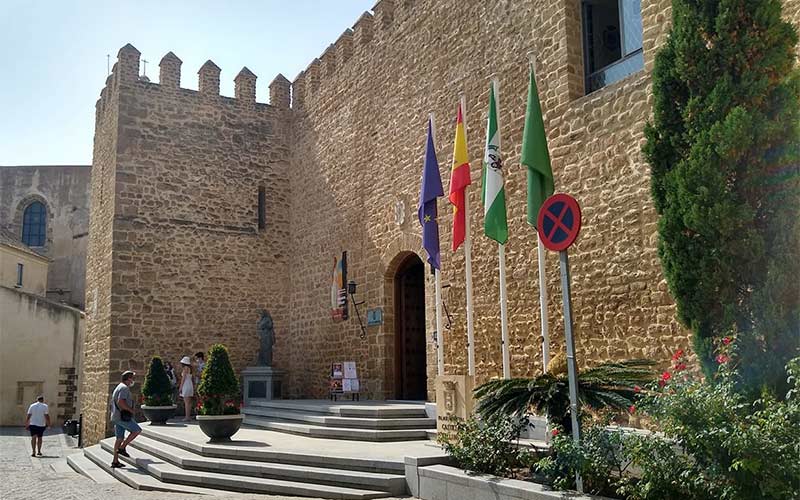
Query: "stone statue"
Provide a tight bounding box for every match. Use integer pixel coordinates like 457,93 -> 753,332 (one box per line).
256,310 -> 275,366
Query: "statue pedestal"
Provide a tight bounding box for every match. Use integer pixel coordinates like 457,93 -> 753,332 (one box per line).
242,366 -> 284,404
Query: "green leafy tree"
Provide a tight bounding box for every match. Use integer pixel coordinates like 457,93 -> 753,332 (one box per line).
474,359 -> 655,433
197,344 -> 241,415
643,0 -> 800,395
141,356 -> 173,406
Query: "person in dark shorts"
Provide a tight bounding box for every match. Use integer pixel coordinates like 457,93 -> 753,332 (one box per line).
109,370 -> 142,468
24,395 -> 50,457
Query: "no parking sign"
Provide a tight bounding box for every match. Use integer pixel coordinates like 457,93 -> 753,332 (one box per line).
537,192 -> 584,492
537,193 -> 581,251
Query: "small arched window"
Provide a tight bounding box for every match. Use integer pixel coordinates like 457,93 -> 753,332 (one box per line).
22,201 -> 47,247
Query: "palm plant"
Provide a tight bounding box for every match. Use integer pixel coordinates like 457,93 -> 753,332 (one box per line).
474,357 -> 656,433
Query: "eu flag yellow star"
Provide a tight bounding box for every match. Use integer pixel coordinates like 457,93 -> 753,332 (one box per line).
424,215 -> 432,222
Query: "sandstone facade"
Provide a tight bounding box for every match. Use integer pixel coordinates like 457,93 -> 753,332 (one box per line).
82,0 -> 800,444
0,165 -> 91,308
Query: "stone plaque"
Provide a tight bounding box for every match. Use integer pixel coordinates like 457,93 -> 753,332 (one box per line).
248,380 -> 267,399
434,374 -> 474,440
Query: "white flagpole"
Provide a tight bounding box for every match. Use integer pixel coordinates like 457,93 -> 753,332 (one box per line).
461,95 -> 476,376
435,268 -> 445,376
489,78 -> 510,379
537,234 -> 550,371
499,243 -> 511,379
431,112 -> 445,377
529,56 -> 551,374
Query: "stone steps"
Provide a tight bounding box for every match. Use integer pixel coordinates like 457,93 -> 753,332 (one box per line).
242,400 -> 434,442
141,425 -> 407,474
80,444 -> 230,495
128,434 -> 407,495
244,405 -> 435,429
95,438 -> 392,499
244,414 -> 430,441
66,452 -> 120,484
248,400 -> 428,418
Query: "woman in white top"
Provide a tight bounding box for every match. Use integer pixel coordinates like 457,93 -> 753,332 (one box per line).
179,356 -> 194,421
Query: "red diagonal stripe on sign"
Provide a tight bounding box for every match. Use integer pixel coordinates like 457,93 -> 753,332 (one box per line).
545,203 -> 572,240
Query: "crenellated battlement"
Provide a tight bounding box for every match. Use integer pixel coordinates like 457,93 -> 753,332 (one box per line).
97,0 -> 418,117
94,43 -> 291,122
290,0 -> 426,110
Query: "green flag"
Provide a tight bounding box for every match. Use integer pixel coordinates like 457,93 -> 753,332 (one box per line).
482,81 -> 508,244
521,66 -> 554,228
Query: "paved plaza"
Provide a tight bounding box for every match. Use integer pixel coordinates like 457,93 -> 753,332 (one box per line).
0,427 -> 409,500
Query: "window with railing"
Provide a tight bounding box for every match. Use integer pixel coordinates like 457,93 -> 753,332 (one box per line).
582,0 -> 644,94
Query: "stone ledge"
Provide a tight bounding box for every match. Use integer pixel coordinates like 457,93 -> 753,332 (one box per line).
417,464 -> 611,500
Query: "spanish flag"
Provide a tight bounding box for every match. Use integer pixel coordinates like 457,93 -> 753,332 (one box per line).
448,102 -> 472,251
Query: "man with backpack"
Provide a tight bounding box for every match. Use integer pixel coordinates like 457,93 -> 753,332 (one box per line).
109,370 -> 141,468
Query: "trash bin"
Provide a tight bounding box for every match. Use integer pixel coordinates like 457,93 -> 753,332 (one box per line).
63,419 -> 79,436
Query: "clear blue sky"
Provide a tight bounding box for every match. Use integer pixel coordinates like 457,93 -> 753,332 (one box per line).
0,1 -> 373,166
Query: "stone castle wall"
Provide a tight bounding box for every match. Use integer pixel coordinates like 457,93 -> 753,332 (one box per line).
82,45 -> 292,444
288,0 -> 680,400
83,0 -> 800,441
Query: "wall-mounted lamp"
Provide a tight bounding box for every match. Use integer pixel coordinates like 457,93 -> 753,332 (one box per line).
347,280 -> 367,339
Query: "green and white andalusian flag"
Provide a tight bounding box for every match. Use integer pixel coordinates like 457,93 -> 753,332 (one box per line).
481,81 -> 508,244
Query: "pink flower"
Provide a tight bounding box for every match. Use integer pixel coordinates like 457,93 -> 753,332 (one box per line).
658,380 -> 666,388
634,385 -> 641,393
661,371 -> 672,382
722,337 -> 731,345
716,354 -> 729,364
675,363 -> 687,371
628,405 -> 636,414
551,429 -> 560,437
671,349 -> 684,361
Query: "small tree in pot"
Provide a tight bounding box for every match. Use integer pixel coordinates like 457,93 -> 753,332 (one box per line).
196,344 -> 243,441
141,356 -> 177,424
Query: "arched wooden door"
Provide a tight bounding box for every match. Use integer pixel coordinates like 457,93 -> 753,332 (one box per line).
394,254 -> 427,400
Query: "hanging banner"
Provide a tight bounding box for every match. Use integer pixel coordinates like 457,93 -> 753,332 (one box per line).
330,251 -> 348,321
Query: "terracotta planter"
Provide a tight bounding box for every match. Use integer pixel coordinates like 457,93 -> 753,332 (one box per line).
197,414 -> 244,442
141,405 -> 177,424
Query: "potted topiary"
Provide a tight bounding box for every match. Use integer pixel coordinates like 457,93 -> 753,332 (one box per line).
196,344 -> 243,441
141,356 -> 177,424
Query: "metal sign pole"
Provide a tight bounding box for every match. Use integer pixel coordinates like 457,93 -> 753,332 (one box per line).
558,249 -> 583,493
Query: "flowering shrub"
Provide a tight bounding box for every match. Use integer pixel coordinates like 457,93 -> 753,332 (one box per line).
437,415 -> 535,477
533,343 -> 800,499
535,422 -> 629,496
618,343 -> 800,500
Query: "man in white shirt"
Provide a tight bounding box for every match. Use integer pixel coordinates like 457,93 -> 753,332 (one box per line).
24,395 -> 50,457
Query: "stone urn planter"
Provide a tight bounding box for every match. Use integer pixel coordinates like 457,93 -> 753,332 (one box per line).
141,405 -> 177,425
197,414 -> 244,442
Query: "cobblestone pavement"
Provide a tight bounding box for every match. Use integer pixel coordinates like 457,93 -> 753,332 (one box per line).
0,427 -> 409,500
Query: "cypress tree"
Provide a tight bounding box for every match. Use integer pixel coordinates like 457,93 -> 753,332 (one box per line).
142,356 -> 173,406
644,0 -> 800,396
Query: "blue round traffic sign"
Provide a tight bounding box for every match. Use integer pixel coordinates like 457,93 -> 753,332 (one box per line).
537,194 -> 582,252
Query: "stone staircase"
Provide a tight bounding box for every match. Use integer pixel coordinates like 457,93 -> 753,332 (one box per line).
68,400 -> 447,498
242,400 -> 436,442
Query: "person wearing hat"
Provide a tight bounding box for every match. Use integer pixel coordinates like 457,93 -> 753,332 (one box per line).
24,395 -> 50,457
179,356 -> 194,421
109,370 -> 141,468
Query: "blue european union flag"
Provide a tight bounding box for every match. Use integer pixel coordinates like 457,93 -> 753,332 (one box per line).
418,117 -> 444,270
